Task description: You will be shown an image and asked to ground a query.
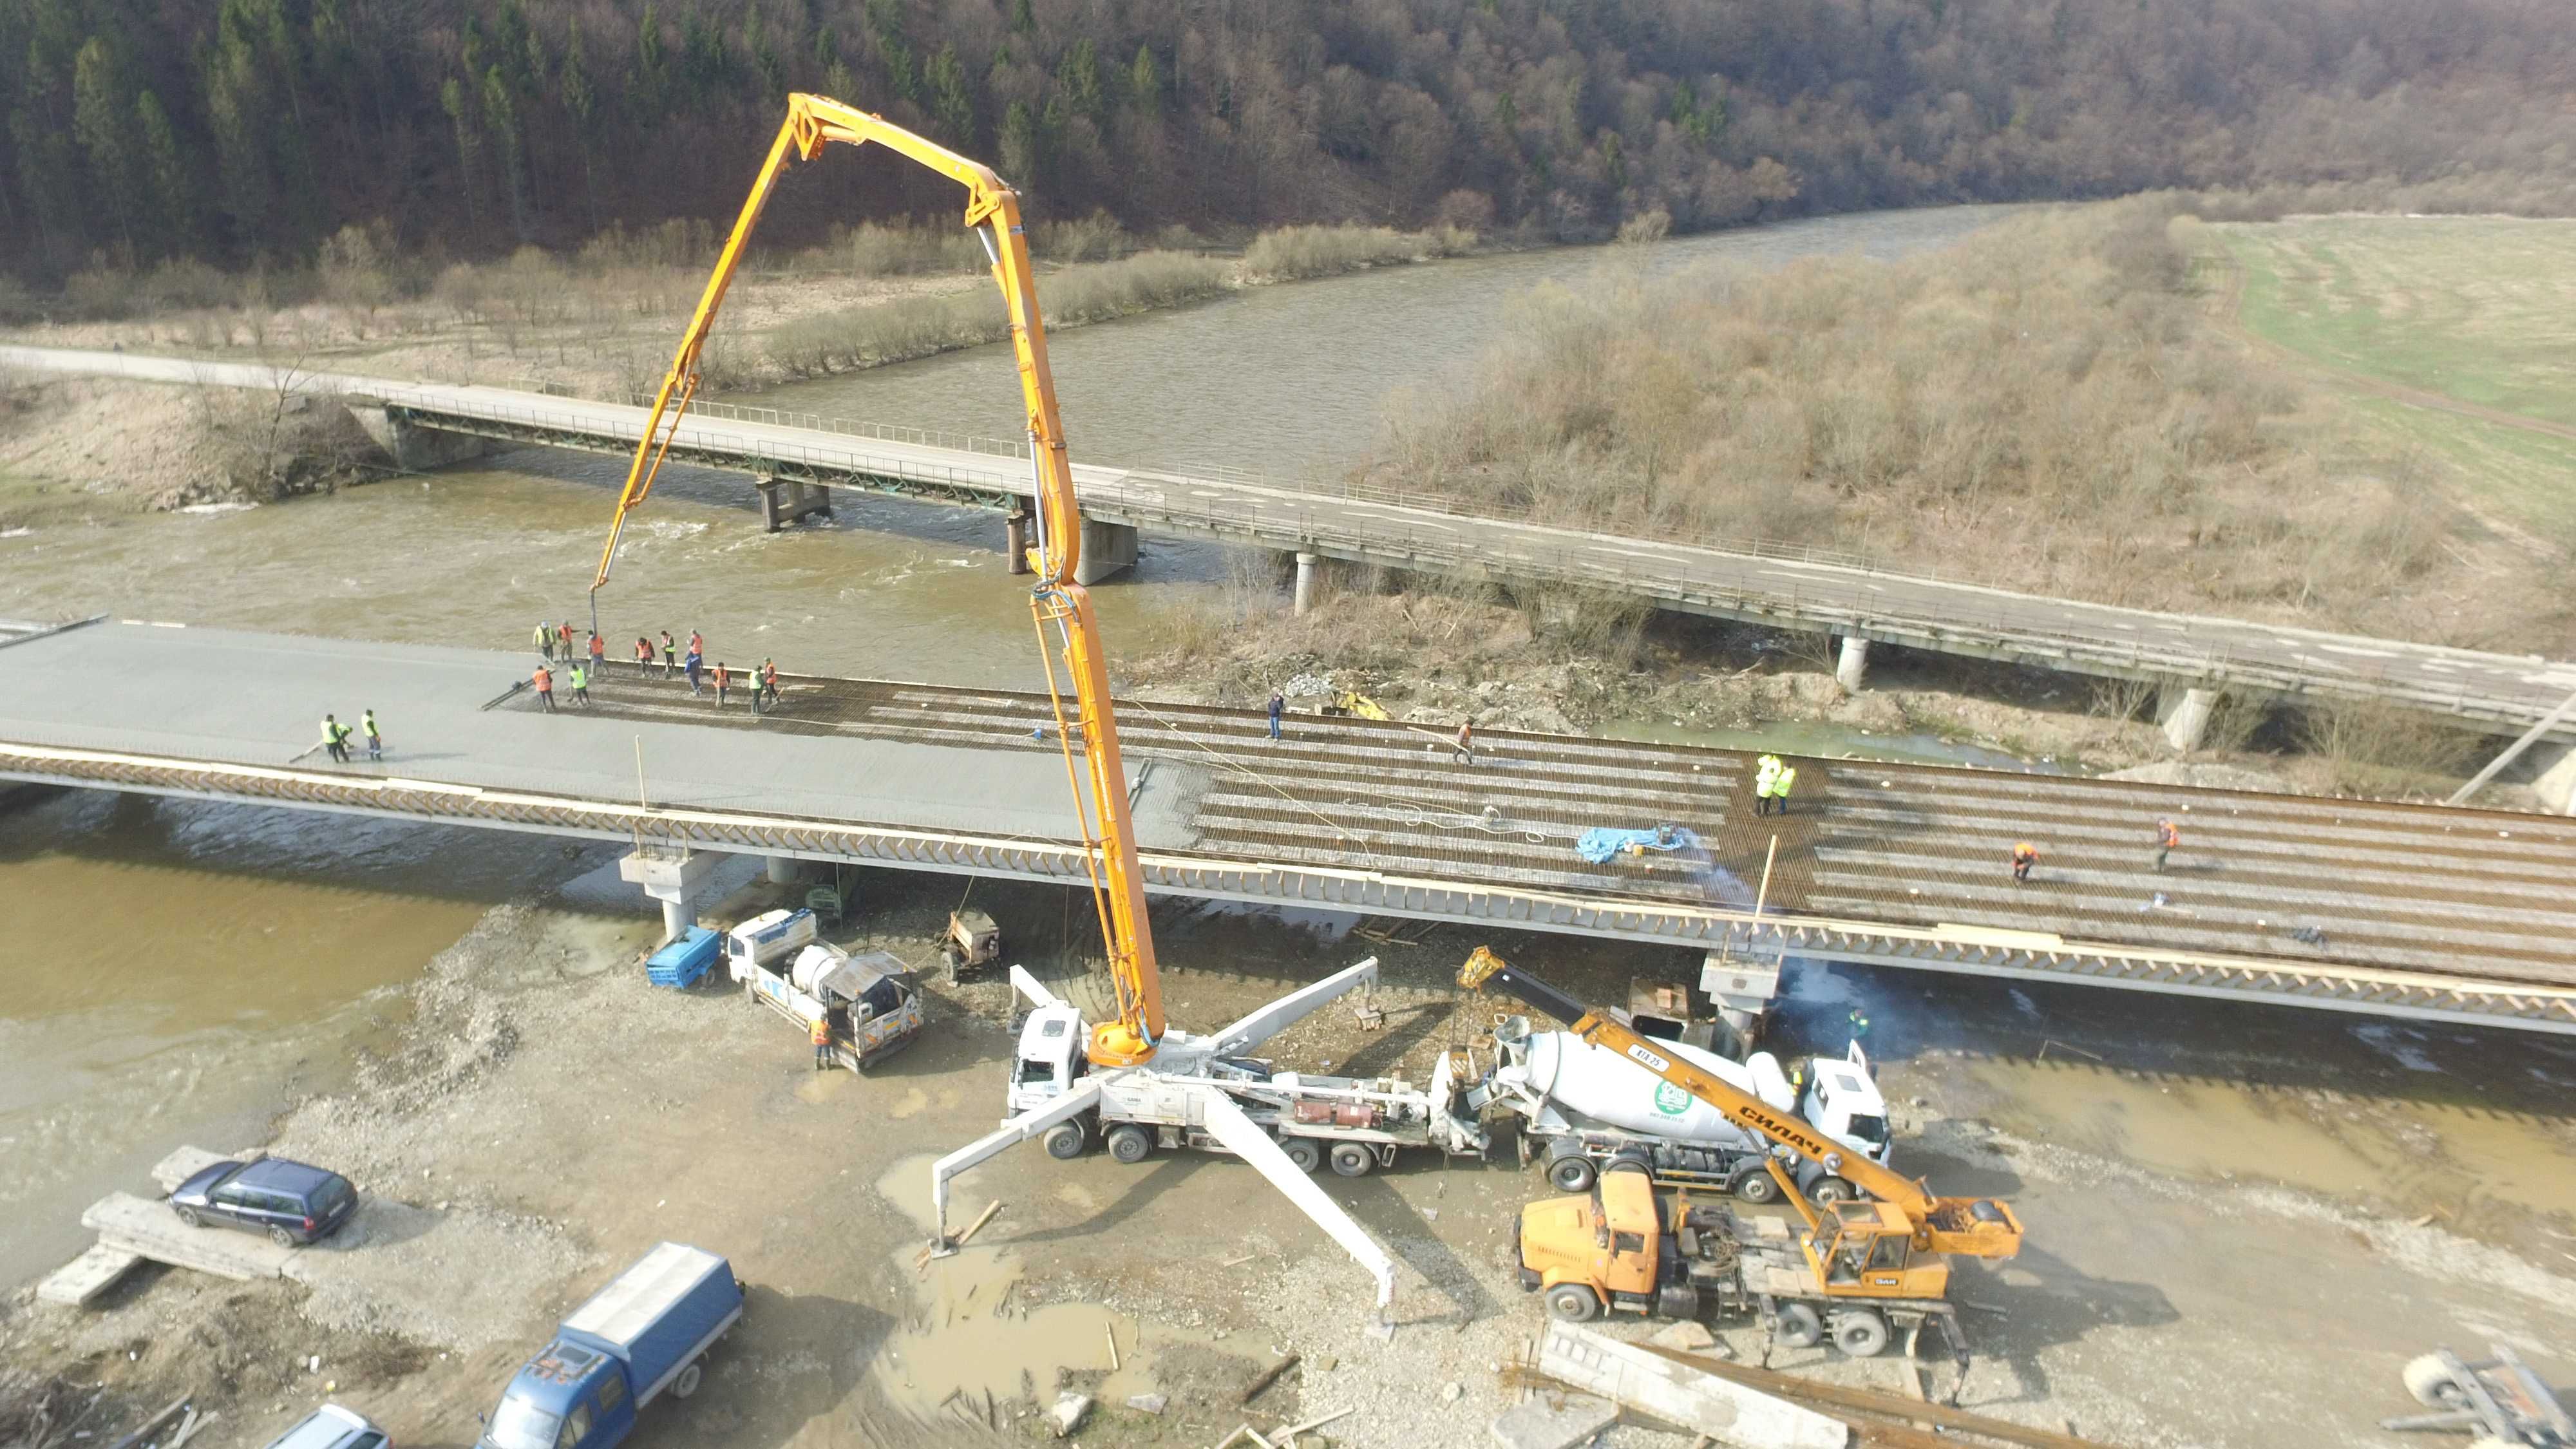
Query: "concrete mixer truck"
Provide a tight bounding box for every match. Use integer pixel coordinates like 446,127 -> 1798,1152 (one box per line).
1477,1014 -> 1893,1206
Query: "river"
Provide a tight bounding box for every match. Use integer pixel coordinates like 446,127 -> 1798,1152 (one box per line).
0,205 -> 2029,1287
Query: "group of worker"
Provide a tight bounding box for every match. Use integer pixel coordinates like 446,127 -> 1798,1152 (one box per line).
316,710 -> 383,764
530,621 -> 782,714
1750,754 -> 1798,815
2008,817 -> 2181,883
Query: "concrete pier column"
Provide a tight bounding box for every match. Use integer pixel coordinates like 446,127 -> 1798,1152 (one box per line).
1294,552 -> 1322,616
757,477 -> 832,533
619,846 -> 724,944
2533,742 -> 2576,816
1698,951 -> 1783,1056
765,855 -> 799,886
1834,636 -> 1870,693
1005,509 -> 1032,576
2158,686 -> 2217,752
1074,518 -> 1139,585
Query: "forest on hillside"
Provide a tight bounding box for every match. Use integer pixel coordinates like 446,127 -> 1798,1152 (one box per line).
7,0 -> 2576,280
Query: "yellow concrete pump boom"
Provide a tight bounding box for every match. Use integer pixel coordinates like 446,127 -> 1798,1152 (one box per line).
591,94 -> 1166,1066
1458,947 -> 2022,1260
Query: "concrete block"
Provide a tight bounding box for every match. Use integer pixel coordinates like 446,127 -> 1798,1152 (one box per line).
1647,1320 -> 1719,1352
37,1242 -> 143,1305
2532,741 -> 2576,816
1490,1392 -> 1619,1449
1535,1321 -> 1846,1448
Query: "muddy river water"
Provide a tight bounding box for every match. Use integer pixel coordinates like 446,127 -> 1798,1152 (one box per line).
6,200 -> 2572,1293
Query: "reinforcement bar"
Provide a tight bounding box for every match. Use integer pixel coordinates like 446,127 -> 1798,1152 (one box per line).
6,741 -> 2570,1035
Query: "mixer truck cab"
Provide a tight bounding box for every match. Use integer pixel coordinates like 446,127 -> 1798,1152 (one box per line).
1008,998 -> 1091,1115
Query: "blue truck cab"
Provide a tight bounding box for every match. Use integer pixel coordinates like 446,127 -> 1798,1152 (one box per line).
480,1243 -> 743,1449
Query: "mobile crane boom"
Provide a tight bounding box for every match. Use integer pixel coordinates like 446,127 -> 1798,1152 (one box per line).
591,95 -> 1165,1066
1459,947 -> 2021,1260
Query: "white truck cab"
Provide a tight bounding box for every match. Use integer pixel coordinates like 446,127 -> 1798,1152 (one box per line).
1009,1001 -> 1090,1112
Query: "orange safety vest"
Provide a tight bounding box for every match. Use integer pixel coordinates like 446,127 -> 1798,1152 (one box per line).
810,1016 -> 831,1045
2012,841 -> 2038,863
2158,821 -> 2180,848
533,667 -> 552,691
714,665 -> 730,689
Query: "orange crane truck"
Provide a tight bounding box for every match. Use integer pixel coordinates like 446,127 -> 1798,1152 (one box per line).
1461,948 -> 2021,1374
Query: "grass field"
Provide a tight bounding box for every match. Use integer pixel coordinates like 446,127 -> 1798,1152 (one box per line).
2218,216 -> 2576,541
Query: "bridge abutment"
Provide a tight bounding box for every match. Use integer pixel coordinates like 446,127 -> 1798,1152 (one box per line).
1074,519 -> 1138,585
618,846 -> 724,944
1834,636 -> 1871,692
1699,951 -> 1783,1053
2159,685 -> 2217,751
756,477 -> 832,531
1005,508 -> 1032,575
347,403 -> 492,471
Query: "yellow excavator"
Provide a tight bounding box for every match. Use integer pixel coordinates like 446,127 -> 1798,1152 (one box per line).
588,93 -> 1166,1068
1459,947 -> 2021,1359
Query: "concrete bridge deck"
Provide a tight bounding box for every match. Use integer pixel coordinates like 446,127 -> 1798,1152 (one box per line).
9,345 -> 2573,742
3,620 -> 2571,1034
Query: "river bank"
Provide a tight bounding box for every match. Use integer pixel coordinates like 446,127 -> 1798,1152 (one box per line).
6,860 -> 2572,1449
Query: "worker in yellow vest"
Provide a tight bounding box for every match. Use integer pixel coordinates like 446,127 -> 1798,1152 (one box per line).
1752,754 -> 1782,816
1772,764 -> 1798,817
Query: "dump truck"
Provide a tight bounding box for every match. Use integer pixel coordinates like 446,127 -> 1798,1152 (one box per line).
478,1242 -> 743,1449
724,909 -> 925,1070
1479,1014 -> 1893,1204
998,965 -> 1485,1175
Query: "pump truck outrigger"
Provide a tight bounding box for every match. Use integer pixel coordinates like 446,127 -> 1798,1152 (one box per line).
1459,947 -> 2022,1385
594,95 -> 1410,1312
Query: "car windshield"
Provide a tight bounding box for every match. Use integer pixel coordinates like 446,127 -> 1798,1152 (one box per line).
484,1395 -> 561,1449
1844,1113 -> 1890,1146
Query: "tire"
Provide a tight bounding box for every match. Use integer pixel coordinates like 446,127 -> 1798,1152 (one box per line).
269,1225 -> 296,1248
1774,1302 -> 1824,1349
1106,1124 -> 1153,1165
1281,1138 -> 1323,1173
1329,1142 -> 1374,1178
1807,1175 -> 1856,1208
1832,1309 -> 1891,1358
2401,1352 -> 2464,1408
670,1361 -> 702,1399
1733,1170 -> 1782,1205
174,1206 -> 201,1229
1545,1285 -> 1600,1323
1547,1154 -> 1598,1194
1043,1122 -> 1088,1160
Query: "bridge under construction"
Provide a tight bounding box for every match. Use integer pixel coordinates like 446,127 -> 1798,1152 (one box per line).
3,618 -> 2570,1036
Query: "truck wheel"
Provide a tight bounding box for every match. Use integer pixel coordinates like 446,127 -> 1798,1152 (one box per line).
1106,1124 -> 1153,1164
1732,1170 -> 1781,1205
1329,1142 -> 1374,1178
1043,1122 -> 1088,1160
1773,1302 -> 1824,1349
1832,1309 -> 1890,1358
670,1361 -> 702,1399
1544,1285 -> 1600,1323
1807,1175 -> 1855,1207
2401,1352 -> 2465,1408
1281,1138 -> 1323,1173
1547,1154 -> 1597,1194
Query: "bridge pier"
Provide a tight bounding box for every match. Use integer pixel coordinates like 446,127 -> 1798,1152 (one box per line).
765,855 -> 800,885
1294,552 -> 1322,616
2159,686 -> 2217,751
618,846 -> 724,944
1834,636 -> 1870,692
346,402 -> 492,471
2533,743 -> 2576,815
1005,508 -> 1032,575
756,477 -> 832,532
1074,519 -> 1138,585
1698,951 -> 1783,1054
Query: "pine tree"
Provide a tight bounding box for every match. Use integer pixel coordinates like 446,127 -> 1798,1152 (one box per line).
1129,43 -> 1159,117
998,99 -> 1037,186
72,37 -> 141,255
482,67 -> 528,240
1009,0 -> 1035,36
203,21 -> 275,249
440,75 -> 482,225
1057,37 -> 1101,122
927,44 -> 974,144
134,88 -> 194,257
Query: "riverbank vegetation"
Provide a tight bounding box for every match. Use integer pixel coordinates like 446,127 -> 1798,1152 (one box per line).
1361,197 -> 2573,659
9,0 -> 2576,289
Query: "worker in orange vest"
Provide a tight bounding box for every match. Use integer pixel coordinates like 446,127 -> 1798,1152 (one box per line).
532,663 -> 556,712
2012,840 -> 2039,883
714,661 -> 731,707
2154,817 -> 2180,873
810,1013 -> 833,1071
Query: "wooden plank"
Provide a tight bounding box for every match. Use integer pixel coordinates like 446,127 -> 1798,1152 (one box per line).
37,1242 -> 144,1305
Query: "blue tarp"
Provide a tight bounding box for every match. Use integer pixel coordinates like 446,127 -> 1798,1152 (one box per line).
1575,826 -> 1700,865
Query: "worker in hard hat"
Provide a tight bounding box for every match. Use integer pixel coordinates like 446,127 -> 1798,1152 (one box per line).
1752,754 -> 1782,816
2012,840 -> 2040,883
1772,763 -> 1799,817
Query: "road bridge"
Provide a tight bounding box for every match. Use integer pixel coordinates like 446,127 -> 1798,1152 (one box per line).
10,344 -> 2575,755
3,619 -> 2570,1036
